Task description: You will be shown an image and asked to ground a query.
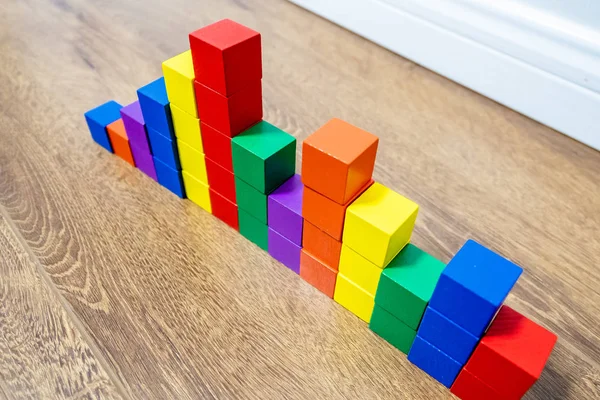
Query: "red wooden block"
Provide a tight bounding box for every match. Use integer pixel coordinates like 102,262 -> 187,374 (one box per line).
189,19 -> 262,97
451,369 -> 502,400
195,79 -> 262,138
205,157 -> 236,203
201,122 -> 233,172
464,305 -> 557,399
209,188 -> 239,231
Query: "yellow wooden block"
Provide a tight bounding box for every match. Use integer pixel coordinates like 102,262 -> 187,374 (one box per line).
343,182 -> 418,268
170,103 -> 203,152
333,273 -> 375,323
162,50 -> 198,117
338,245 -> 383,297
177,140 -> 208,184
182,171 -> 212,213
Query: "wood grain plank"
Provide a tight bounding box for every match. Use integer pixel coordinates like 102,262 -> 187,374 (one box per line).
0,0 -> 598,398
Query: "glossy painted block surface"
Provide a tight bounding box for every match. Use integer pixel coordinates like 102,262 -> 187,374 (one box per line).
338,245 -> 382,297
130,144 -> 157,181
120,101 -> 151,154
201,122 -> 233,172
84,100 -> 122,152
137,77 -> 174,137
369,305 -> 416,354
206,157 -> 236,203
268,228 -> 301,274
268,174 -> 303,245
333,274 -> 375,323
408,335 -> 462,388
154,157 -> 185,198
162,50 -> 197,117
170,103 -> 203,152
238,208 -> 268,251
451,369 -> 502,400
299,250 -> 337,298
235,177 -> 267,223
210,188 -> 239,230
302,220 -> 341,271
177,140 -> 208,184
106,119 -> 134,166
182,171 -> 211,213
147,127 -> 180,170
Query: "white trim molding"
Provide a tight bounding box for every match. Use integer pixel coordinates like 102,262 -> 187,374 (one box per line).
289,0 -> 600,151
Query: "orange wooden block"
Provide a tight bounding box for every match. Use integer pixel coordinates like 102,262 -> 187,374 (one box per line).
106,119 -> 135,166
301,118 -> 378,204
303,179 -> 373,241
300,249 -> 337,298
302,220 -> 342,271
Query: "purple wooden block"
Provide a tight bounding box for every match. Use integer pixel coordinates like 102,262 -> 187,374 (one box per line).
120,101 -> 151,154
268,228 -> 301,274
268,174 -> 303,246
131,144 -> 157,181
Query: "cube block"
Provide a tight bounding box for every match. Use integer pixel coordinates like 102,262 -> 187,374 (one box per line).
267,174 -> 303,246
369,305 -> 416,355
231,121 -> 296,193
170,103 -> 203,152
333,274 -> 375,323
177,140 -> 208,184
235,177 -> 267,223
408,335 -> 462,388
182,171 -> 212,213
147,127 -> 180,170
120,101 -> 151,154
429,240 -> 523,337
106,119 -> 135,166
302,118 -> 378,204
189,19 -> 262,97
451,369 -> 502,400
375,243 -> 445,330
154,157 -> 185,198
131,144 -> 158,181
206,157 -> 236,203
302,220 -> 341,271
201,122 -> 233,172
299,250 -> 337,298
195,79 -> 262,137
268,228 -> 301,274
338,245 -> 382,297
137,77 -> 174,137
210,188 -> 239,230
343,182 -> 418,268
162,50 -> 197,117
238,208 -> 268,251
84,100 -> 122,152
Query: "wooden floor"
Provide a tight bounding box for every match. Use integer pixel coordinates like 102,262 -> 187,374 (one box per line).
1,0 -> 599,398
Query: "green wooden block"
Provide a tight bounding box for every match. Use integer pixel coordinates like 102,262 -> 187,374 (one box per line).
374,243 -> 445,330
370,305 -> 416,354
232,121 -> 296,193
239,208 -> 268,251
235,177 -> 267,224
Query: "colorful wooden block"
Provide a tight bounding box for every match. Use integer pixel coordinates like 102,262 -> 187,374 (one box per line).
206,157 -> 236,203
195,80 -> 262,137
462,305 -> 557,399
417,307 -> 479,365
267,174 -> 303,246
154,157 -> 185,198
130,144 -> 158,181
147,127 -> 180,170
170,103 -> 203,152
333,274 -> 375,323
182,171 -> 211,213
235,176 -> 267,223
238,208 -> 268,251
137,77 -> 174,137
302,118 -> 378,204
450,369 -> 502,400
268,228 -> 301,274
210,188 -> 239,230
162,50 -> 197,117
302,220 -> 342,271
302,179 -> 373,241
299,250 -> 337,298
375,243 -> 445,330
189,19 -> 262,97
338,245 -> 382,297
343,182 -> 418,268
177,140 -> 208,184
369,305 -> 416,355
106,119 -> 135,166
84,100 -> 122,152
429,240 -> 523,337
231,121 -> 296,193
201,122 -> 233,172
408,335 -> 462,388
120,101 -> 151,154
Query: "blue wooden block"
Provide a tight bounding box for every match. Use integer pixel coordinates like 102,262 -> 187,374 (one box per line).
408,335 -> 462,388
154,157 -> 185,198
416,306 -> 479,365
147,127 -> 180,170
137,78 -> 174,138
428,239 -> 523,337
84,100 -> 122,152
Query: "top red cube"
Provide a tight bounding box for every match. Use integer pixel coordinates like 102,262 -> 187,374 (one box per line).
189,19 -> 262,97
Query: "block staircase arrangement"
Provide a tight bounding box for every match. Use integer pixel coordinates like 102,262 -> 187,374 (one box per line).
84,18 -> 558,399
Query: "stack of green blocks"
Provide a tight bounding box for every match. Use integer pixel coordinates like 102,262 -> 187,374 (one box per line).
370,244 -> 446,354
232,121 -> 296,250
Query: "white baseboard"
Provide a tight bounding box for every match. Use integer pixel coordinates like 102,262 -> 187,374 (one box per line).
289,0 -> 600,151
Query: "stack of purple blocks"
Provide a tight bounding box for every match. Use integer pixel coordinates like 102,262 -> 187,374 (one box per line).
267,174 -> 304,274
120,101 -> 157,181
